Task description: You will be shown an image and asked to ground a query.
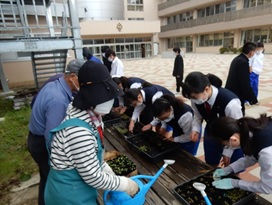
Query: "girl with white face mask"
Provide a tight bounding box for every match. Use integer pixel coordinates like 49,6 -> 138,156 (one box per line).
210,114 -> 272,194
182,71 -> 244,168
148,95 -> 199,156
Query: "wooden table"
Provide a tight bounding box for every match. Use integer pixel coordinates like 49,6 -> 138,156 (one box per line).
97,127 -> 272,205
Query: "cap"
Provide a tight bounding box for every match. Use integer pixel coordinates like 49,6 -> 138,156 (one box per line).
73,61 -> 124,110
65,59 -> 85,74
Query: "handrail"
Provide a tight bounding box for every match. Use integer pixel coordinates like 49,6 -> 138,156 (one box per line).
161,4 -> 272,32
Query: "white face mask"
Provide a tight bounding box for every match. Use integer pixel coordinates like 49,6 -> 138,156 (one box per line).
108,57 -> 113,62
191,98 -> 205,105
256,49 -> 263,55
94,99 -> 114,115
164,110 -> 174,122
136,101 -> 143,106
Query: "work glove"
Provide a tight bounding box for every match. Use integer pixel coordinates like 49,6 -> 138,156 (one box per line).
125,178 -> 139,197
213,168 -> 227,180
212,178 -> 234,190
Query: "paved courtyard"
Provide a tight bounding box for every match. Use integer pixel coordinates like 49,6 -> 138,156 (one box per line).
123,53 -> 272,202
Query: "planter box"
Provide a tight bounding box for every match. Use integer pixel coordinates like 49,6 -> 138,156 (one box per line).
126,130 -> 179,163
173,169 -> 255,205
102,112 -> 130,128
113,121 -> 143,139
104,150 -> 137,177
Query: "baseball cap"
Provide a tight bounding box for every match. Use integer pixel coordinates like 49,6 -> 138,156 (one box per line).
65,59 -> 86,74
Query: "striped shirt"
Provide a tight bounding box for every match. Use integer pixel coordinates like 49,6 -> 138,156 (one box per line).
50,103 -> 125,191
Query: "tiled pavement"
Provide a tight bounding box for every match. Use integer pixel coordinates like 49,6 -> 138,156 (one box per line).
122,53 -> 272,201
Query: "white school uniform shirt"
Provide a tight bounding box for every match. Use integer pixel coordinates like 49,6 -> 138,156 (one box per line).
230,145 -> 272,194
191,86 -> 243,157
249,52 -> 264,75
110,56 -> 124,76
131,90 -> 163,122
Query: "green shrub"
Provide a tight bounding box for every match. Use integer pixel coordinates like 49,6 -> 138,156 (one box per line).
238,47 -> 243,53
231,48 -> 238,54
219,47 -> 227,54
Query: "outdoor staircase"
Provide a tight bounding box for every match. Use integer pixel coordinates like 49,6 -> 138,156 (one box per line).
31,49 -> 67,88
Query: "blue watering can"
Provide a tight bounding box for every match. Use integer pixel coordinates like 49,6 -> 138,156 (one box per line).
103,159 -> 175,205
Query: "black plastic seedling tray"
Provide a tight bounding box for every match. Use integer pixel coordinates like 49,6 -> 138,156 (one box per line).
173,169 -> 255,205
102,112 -> 130,128
125,130 -> 179,163
113,121 -> 144,139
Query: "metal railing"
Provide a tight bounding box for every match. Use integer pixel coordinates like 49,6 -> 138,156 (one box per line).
158,0 -> 191,11
161,4 -> 272,32
0,0 -> 73,38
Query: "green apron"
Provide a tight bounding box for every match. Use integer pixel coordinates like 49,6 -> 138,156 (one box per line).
44,118 -> 103,205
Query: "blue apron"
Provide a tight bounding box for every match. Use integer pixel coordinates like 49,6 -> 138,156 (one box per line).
45,118 -> 103,205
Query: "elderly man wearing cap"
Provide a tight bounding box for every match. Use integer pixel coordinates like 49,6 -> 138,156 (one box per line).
27,59 -> 85,205
44,61 -> 139,205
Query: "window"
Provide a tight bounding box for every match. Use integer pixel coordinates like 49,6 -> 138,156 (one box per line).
253,29 -> 268,42
197,9 -> 205,18
215,3 -> 225,14
206,6 -> 214,16
127,0 -> 143,11
199,33 -> 223,46
214,33 -> 223,46
226,0 -> 236,12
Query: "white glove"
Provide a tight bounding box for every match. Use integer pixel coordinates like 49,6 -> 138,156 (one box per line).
125,178 -> 139,197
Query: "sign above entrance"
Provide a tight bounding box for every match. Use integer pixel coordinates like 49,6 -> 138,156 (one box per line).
116,23 -> 123,32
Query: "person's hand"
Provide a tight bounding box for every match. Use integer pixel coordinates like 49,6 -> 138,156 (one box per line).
119,106 -> 127,114
163,136 -> 174,142
212,178 -> 233,190
125,178 -> 139,197
190,131 -> 199,142
213,168 -> 227,180
221,156 -> 231,167
142,124 -> 152,131
164,131 -> 173,139
129,120 -> 135,133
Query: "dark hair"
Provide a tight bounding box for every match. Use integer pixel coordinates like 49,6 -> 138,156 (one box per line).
105,49 -> 116,58
124,88 -> 141,106
152,94 -> 184,117
242,42 -> 256,54
173,47 -> 180,54
206,73 -> 222,88
209,114 -> 272,155
256,42 -> 264,48
82,47 -> 92,60
182,71 -> 210,98
101,45 -> 110,53
113,77 -> 122,85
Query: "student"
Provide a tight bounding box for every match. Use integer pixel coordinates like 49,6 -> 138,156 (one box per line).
28,59 -> 84,205
149,94 -> 200,156
105,49 -> 124,76
112,76 -> 152,115
83,47 -> 102,64
182,71 -> 244,167
101,45 -> 112,73
248,42 -> 264,102
44,61 -> 138,204
124,85 -> 174,132
172,47 -> 184,94
211,114 -> 272,194
225,42 -> 258,115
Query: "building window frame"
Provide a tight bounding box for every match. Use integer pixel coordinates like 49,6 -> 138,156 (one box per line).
127,0 -> 144,11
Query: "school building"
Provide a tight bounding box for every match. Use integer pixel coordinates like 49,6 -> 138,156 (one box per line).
0,0 -> 272,90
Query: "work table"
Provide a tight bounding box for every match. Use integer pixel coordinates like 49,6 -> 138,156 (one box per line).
97,127 -> 272,205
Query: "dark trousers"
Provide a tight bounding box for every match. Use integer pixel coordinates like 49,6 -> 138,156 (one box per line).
27,132 -> 49,205
175,76 -> 183,92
